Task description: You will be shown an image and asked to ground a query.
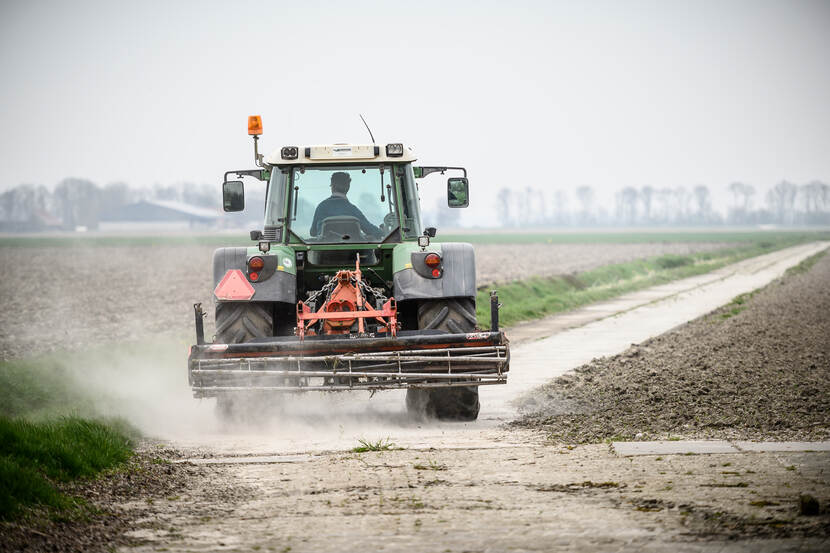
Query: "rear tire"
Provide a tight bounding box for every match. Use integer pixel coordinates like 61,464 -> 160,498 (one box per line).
215,302 -> 273,344
406,298 -> 480,421
417,298 -> 477,334
406,386 -> 480,422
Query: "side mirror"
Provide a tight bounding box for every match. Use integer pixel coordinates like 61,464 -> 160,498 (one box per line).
424,227 -> 437,237
250,230 -> 263,241
223,180 -> 245,212
447,177 -> 469,208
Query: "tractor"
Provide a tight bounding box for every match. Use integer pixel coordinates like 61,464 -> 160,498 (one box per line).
187,116 -> 510,420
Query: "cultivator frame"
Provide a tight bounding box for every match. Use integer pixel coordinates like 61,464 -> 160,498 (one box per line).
187,327 -> 509,396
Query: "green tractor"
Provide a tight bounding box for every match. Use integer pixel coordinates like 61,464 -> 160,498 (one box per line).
188,116 -> 509,421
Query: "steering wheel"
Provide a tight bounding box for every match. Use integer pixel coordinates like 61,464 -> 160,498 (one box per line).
379,212 -> 397,233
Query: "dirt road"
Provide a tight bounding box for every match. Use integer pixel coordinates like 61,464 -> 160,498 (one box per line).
113,242 -> 829,552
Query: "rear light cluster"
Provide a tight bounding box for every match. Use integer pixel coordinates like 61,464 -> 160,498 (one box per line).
248,256 -> 264,281
424,253 -> 442,277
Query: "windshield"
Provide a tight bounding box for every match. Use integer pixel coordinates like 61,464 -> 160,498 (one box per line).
289,165 -> 398,244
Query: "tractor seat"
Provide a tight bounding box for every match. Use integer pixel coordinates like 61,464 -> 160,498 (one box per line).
319,216 -> 362,240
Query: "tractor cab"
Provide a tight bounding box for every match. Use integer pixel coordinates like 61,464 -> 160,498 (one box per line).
189,116 -> 507,422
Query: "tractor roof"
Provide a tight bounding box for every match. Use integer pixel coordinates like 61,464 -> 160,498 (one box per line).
264,143 -> 417,166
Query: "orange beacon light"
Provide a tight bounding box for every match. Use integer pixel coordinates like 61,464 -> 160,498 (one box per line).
248,115 -> 263,136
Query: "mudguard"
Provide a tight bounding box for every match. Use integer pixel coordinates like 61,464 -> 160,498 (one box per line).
212,247 -> 296,304
393,243 -> 476,301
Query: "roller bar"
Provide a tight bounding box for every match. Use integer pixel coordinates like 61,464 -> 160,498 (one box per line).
188,331 -> 510,395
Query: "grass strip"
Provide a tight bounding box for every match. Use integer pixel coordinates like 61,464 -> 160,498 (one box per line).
0,416 -> 133,520
784,248 -> 828,276
0,352 -> 139,521
476,235 -> 824,328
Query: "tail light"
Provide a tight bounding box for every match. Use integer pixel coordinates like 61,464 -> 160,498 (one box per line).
424,253 -> 441,268
248,257 -> 264,282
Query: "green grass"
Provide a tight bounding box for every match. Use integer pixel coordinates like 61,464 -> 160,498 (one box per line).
477,234 -> 826,328
352,437 -> 397,453
784,248 -> 828,276
0,351 -> 140,520
0,417 -> 133,519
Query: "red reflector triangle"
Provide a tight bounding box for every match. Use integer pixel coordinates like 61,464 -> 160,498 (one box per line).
214,269 -> 255,301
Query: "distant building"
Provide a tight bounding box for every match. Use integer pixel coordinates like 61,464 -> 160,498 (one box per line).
0,209 -> 63,232
99,199 -> 221,231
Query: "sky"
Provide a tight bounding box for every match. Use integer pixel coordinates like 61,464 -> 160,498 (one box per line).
1,0 -> 829,224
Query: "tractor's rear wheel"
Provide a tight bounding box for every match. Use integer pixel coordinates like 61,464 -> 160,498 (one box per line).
417,298 -> 477,334
406,298 -> 480,421
215,302 -> 273,344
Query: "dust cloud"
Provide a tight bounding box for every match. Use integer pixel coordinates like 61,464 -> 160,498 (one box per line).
48,338 -> 451,455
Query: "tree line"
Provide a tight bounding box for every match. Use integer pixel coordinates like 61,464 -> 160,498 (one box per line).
495,181 -> 830,227
0,179 -> 252,231
2,177 -> 829,232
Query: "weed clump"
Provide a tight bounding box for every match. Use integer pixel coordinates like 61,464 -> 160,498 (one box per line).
655,254 -> 693,269
352,437 -> 397,453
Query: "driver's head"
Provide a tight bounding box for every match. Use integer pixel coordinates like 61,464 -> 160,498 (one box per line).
330,172 -> 351,195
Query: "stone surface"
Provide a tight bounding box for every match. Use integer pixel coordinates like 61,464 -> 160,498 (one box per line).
612,440 -> 739,456
734,441 -> 830,453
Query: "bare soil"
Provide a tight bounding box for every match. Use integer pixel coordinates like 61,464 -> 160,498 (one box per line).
10,440 -> 827,552
0,241 -> 730,361
515,251 -> 830,442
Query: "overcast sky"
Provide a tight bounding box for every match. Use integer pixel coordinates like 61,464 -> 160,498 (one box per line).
1,0 -> 829,223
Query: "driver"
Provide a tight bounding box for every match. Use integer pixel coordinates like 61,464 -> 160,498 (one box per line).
310,171 -> 381,237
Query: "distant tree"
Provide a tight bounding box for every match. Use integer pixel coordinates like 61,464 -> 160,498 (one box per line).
799,181 -> 824,214
727,181 -> 755,224
516,186 -> 534,226
692,185 -> 712,222
820,181 -> 830,212
654,188 -> 673,223
54,178 -> 101,230
100,182 -> 131,214
434,195 -> 461,228
533,188 -> 547,225
575,185 -> 594,224
0,184 -> 44,224
615,187 -> 638,224
640,186 -> 654,223
181,183 -> 220,208
496,187 -> 514,227
153,184 -> 179,201
766,180 -> 797,224
672,187 -> 691,223
552,189 -> 569,226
